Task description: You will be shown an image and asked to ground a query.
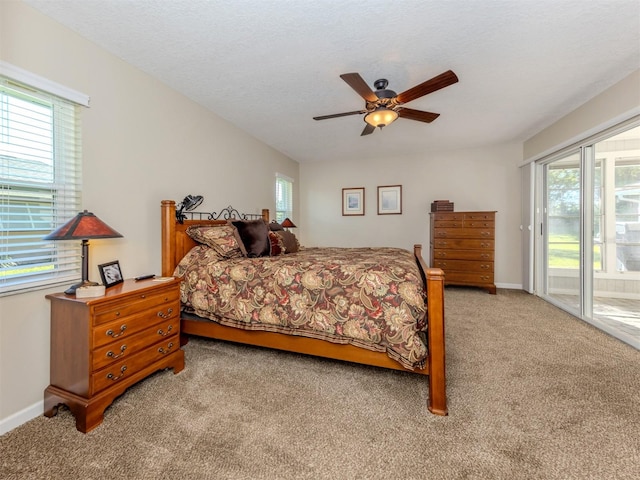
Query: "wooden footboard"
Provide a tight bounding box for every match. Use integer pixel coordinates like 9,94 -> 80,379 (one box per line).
161,200 -> 447,415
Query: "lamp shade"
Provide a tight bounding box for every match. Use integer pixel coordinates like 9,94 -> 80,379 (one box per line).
44,210 -> 123,240
281,218 -> 297,229
364,107 -> 398,128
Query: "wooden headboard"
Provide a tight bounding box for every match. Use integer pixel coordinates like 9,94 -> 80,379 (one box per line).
161,200 -> 269,276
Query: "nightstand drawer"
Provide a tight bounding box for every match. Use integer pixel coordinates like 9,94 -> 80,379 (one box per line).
92,318 -> 179,370
93,289 -> 179,326
92,301 -> 179,348
91,336 -> 179,394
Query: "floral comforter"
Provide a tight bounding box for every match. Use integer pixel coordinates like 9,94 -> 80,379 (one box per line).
175,246 -> 428,369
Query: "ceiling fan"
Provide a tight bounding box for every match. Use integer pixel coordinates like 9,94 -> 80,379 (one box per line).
313,70 -> 459,136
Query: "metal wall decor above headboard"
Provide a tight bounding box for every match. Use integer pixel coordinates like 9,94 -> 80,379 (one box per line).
176,205 -> 263,223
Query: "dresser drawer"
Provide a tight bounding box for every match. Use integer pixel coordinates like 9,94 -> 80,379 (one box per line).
91,336 -> 179,394
463,220 -> 494,229
445,271 -> 494,285
433,239 -> 494,250
432,213 -> 464,221
433,228 -> 494,239
464,212 -> 495,221
432,249 -> 494,261
434,220 -> 463,228
92,317 -> 179,370
92,300 -> 180,348
433,259 -> 493,272
93,288 -> 179,326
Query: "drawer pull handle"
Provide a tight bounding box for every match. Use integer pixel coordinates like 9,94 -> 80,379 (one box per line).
158,342 -> 174,355
106,325 -> 127,338
157,308 -> 174,319
157,325 -> 173,337
106,365 -> 127,381
106,345 -> 127,359
140,294 -> 146,299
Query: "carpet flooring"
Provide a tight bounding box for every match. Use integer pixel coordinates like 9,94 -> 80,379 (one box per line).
1,287 -> 638,479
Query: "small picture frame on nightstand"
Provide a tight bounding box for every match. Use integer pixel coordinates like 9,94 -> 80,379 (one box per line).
98,260 -> 124,288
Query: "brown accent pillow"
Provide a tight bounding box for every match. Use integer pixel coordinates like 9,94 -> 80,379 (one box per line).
268,221 -> 284,231
268,231 -> 285,256
185,225 -> 243,258
275,231 -> 299,254
230,219 -> 270,257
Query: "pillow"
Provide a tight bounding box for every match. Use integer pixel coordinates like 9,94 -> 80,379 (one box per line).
268,231 -> 285,256
275,230 -> 300,254
185,225 -> 243,259
230,219 -> 270,257
268,221 -> 284,231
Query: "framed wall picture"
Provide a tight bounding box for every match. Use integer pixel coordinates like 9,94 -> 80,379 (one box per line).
377,185 -> 402,215
342,187 -> 365,216
98,260 -> 124,288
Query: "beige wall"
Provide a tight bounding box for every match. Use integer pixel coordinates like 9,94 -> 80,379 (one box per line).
524,69 -> 640,161
299,143 -> 524,288
0,1 -> 298,431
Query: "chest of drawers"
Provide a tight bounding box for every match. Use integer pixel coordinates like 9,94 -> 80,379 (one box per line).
430,211 -> 497,294
44,277 -> 184,432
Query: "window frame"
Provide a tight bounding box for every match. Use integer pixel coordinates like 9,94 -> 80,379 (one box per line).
275,173 -> 294,224
0,66 -> 87,296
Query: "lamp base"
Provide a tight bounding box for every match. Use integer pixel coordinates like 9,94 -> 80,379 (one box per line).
65,280 -> 99,295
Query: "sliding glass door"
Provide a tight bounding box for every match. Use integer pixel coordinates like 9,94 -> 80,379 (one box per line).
537,124 -> 640,348
544,152 -> 582,313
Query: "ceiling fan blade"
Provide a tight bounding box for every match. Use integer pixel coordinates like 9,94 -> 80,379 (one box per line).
395,70 -> 459,104
361,124 -> 376,136
340,73 -> 378,102
313,110 -> 366,121
397,108 -> 440,123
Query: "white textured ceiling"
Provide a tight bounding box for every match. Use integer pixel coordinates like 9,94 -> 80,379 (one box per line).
23,0 -> 640,163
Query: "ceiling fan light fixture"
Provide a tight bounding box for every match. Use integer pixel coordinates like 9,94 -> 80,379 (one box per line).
364,107 -> 398,128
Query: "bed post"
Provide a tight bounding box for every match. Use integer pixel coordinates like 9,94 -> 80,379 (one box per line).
261,209 -> 269,222
414,244 -> 447,416
161,200 -> 177,277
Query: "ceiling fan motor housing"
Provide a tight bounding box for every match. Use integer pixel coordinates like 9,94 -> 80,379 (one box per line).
373,79 -> 397,99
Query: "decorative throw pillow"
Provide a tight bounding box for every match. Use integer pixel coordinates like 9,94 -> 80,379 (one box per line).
268,221 -> 284,231
230,219 -> 270,257
268,231 -> 285,256
275,230 -> 300,254
185,225 -> 243,259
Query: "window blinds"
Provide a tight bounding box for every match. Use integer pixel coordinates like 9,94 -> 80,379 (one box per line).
0,76 -> 83,295
275,173 -> 293,223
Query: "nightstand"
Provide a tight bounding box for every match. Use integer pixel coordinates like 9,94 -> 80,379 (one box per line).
44,277 -> 184,433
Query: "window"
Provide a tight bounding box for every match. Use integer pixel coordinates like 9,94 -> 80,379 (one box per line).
0,74 -> 83,295
275,173 -> 293,223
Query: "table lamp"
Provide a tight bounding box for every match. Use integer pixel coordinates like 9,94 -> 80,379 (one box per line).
281,218 -> 297,231
44,210 -> 123,295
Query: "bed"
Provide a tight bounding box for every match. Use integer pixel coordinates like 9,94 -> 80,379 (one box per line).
161,200 -> 447,415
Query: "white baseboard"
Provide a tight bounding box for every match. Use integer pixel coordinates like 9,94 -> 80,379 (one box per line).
0,400 -> 43,436
496,283 -> 523,290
